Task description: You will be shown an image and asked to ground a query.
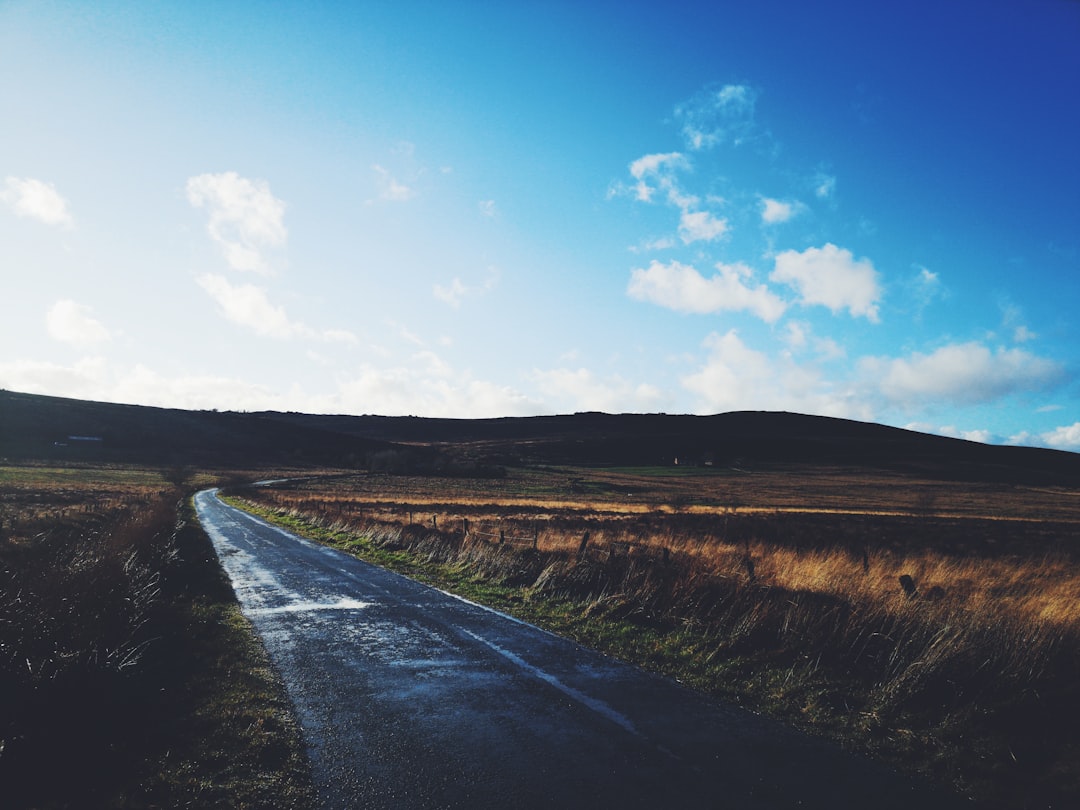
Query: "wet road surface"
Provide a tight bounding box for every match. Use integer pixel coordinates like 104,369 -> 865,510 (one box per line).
195,489 -> 960,810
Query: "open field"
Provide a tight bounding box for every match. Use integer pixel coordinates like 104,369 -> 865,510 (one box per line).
232,465 -> 1080,809
0,463 -> 314,809
6,393 -> 1080,807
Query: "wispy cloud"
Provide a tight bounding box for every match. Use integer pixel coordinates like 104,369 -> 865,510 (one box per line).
1013,325 -> 1037,343
771,243 -> 882,321
196,274 -> 356,343
433,278 -> 468,308
46,300 -> 112,346
627,152 -> 688,203
2,177 -> 73,227
782,321 -> 846,360
186,172 -> 286,273
372,164 -> 415,202
674,84 -> 759,150
196,274 -> 302,338
433,267 -> 499,308
812,170 -> 836,200
628,259 -> 786,322
624,151 -> 728,245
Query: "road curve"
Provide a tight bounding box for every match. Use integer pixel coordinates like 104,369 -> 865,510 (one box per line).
194,489 -> 959,810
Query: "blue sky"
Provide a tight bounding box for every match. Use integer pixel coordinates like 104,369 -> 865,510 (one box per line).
3,0 -> 1079,448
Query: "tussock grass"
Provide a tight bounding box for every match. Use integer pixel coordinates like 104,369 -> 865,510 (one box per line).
0,465 -> 313,809
233,470 -> 1080,808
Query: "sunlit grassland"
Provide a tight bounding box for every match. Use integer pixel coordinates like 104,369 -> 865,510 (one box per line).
0,463 -> 313,809
231,466 -> 1080,809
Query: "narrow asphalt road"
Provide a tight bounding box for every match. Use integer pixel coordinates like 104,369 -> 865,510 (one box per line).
195,488 -> 960,810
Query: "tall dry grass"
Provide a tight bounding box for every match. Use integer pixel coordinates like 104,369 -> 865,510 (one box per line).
0,471 -> 184,805
237,478 -> 1080,804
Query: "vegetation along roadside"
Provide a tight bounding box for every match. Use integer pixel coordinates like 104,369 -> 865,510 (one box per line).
225,468 -> 1080,810
0,465 -> 313,809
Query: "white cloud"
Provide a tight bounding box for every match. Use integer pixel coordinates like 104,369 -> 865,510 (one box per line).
529,367 -> 664,413
434,278 -> 468,308
782,321 -> 846,360
681,329 -> 866,418
372,164 -> 414,202
2,177 -> 73,226
0,354 -> 529,418
629,236 -> 678,253
938,427 -> 993,444
1042,423 -> 1080,450
627,152 -> 688,202
197,273 -> 301,338
783,321 -> 808,350
627,259 -> 786,323
675,84 -> 758,150
321,329 -> 360,345
433,267 -> 499,308
678,209 -> 729,244
625,151 -> 728,246
46,300 -> 112,346
196,273 -> 356,343
813,171 -> 837,199
761,197 -> 796,224
186,172 -> 286,273
109,365 -> 284,411
866,342 -> 1063,408
478,199 -> 497,217
909,265 -> 946,313
771,243 -> 882,321
1013,325 -> 1037,343
337,362 -> 537,418
0,356 -> 109,400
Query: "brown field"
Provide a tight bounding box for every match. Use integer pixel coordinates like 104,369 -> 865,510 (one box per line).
0,463 -> 313,809
233,464 -> 1080,809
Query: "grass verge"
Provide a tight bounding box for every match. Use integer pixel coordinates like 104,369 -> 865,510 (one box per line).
133,497 -> 314,809
0,475 -> 313,810
224,488 -> 1080,810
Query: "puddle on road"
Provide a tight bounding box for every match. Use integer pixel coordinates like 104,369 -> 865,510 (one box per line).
249,597 -> 373,616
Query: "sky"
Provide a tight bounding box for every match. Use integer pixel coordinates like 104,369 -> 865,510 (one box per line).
2,1 -> 1080,449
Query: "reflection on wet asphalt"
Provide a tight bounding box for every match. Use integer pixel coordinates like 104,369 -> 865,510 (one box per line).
195,489 -> 959,810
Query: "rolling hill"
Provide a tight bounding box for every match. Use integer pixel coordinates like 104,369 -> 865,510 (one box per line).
3,389 -> 1079,485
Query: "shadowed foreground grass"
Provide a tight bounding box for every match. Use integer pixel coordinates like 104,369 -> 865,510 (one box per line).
0,466 -> 313,809
231,470 -> 1080,810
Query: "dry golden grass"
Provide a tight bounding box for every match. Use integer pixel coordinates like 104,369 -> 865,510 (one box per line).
0,463 -> 314,809
235,466 -> 1080,808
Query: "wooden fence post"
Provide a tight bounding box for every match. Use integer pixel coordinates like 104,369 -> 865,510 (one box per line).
577,531 -> 590,562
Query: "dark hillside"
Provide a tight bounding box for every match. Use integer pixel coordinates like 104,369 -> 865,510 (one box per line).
0,390 -> 390,468
4,391 -> 1079,485
258,409 -> 1080,485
